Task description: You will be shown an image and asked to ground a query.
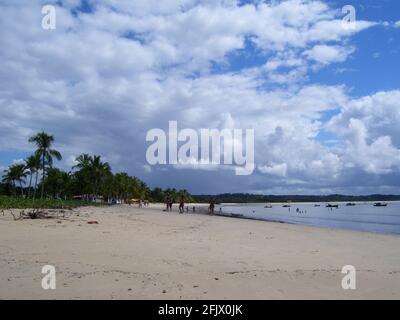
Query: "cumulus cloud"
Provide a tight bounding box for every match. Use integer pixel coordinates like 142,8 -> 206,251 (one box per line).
304,45 -> 355,65
326,91 -> 400,175
0,0 -> 398,194
258,163 -> 288,177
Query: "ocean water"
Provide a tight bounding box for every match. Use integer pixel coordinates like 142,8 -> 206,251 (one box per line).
221,202 -> 400,235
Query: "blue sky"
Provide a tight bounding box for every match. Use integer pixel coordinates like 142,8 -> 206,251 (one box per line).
1,0 -> 400,194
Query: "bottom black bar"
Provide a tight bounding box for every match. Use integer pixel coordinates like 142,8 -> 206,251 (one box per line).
1,300 -> 398,318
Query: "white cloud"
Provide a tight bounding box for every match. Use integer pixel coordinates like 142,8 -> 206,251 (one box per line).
12,159 -> 25,165
305,45 -> 354,65
327,91 -> 400,175
345,120 -> 400,175
258,163 -> 288,177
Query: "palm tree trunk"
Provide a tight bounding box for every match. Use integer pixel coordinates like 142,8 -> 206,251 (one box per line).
27,173 -> 33,198
19,181 -> 24,197
33,171 -> 39,199
41,152 -> 45,199
93,179 -> 98,202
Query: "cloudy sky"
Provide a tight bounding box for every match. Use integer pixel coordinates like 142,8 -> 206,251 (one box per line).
1,0 -> 400,195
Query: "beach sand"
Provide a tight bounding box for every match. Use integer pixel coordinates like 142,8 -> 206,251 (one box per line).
0,204 -> 399,300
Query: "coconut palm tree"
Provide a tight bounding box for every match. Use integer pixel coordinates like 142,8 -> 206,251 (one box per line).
72,154 -> 111,201
72,154 -> 93,201
44,167 -> 72,199
28,132 -> 62,198
73,154 -> 92,171
89,155 -> 111,199
2,164 -> 27,196
25,154 -> 41,198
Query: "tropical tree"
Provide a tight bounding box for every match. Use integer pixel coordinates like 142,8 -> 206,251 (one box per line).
2,164 -> 27,196
150,187 -> 165,202
136,179 -> 148,200
0,182 -> 11,196
178,189 -> 192,202
44,168 -> 72,199
89,155 -> 111,198
2,135 -> 193,203
28,132 -> 62,198
25,154 -> 41,198
72,154 -> 111,200
72,153 -> 92,199
113,172 -> 129,202
73,154 -> 92,172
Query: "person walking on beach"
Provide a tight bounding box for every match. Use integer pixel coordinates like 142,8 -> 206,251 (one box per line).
164,197 -> 169,212
209,199 -> 215,215
168,198 -> 173,212
165,197 -> 172,212
179,196 -> 185,214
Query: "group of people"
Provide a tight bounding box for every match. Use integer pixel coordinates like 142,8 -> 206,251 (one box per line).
163,197 -> 217,215
163,197 -> 192,213
165,197 -> 174,212
138,200 -> 149,208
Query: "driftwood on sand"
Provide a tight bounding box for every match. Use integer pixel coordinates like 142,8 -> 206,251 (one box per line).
1,208 -> 74,221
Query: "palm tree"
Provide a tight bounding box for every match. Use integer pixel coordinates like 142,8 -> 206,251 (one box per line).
28,132 -> 62,198
44,167 -> 72,199
178,189 -> 190,201
2,164 -> 27,196
89,155 -> 111,199
25,154 -> 41,198
72,154 -> 93,201
72,154 -> 111,201
73,154 -> 92,171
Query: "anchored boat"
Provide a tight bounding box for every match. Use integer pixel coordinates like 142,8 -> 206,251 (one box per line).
374,202 -> 388,207
346,203 -> 356,206
326,204 -> 339,208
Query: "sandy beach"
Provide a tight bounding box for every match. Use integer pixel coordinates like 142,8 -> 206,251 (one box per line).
1,204 -> 400,300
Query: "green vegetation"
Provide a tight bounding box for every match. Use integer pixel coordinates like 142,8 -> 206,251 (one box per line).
2,164 -> 27,196
29,132 -> 62,199
0,196 -> 96,209
0,131 -> 194,208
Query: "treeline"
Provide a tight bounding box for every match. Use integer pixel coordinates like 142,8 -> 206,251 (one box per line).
193,193 -> 400,204
0,132 -> 194,203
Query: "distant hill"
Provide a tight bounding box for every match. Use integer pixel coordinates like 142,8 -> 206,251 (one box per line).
192,193 -> 400,204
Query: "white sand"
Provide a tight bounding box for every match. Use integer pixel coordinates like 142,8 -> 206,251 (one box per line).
0,204 -> 399,299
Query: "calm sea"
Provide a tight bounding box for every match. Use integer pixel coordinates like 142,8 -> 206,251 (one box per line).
221,202 -> 400,235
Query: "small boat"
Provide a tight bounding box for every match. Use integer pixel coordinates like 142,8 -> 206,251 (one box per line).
231,213 -> 244,218
326,204 -> 339,208
374,202 -> 388,207
282,204 -> 291,208
346,203 -> 356,206
264,204 -> 273,208
314,204 -> 321,207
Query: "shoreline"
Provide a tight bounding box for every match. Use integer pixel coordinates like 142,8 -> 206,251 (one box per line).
219,200 -> 400,205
